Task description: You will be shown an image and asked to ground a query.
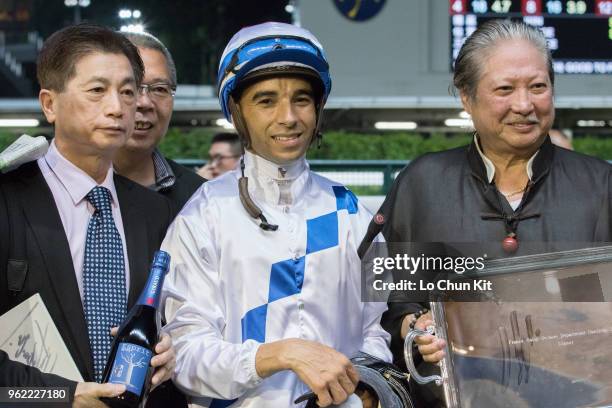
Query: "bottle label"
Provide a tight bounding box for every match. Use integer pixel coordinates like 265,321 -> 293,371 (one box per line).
136,267 -> 164,308
107,342 -> 152,395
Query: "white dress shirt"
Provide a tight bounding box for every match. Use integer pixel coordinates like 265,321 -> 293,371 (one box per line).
161,151 -> 391,407
38,140 -> 130,302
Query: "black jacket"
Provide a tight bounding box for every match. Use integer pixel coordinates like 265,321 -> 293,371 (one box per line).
0,161 -> 173,402
161,159 -> 205,218
360,137 -> 611,369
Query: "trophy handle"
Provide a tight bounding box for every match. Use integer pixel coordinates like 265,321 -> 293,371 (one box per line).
403,327 -> 443,386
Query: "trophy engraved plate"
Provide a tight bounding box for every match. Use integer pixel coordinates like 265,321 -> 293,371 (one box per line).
414,246 -> 612,408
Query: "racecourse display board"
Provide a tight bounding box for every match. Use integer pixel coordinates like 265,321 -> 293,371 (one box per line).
450,0 -> 612,73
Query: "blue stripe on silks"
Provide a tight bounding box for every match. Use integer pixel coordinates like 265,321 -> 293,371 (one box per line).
268,256 -> 305,303
333,185 -> 358,214
210,398 -> 238,408
306,211 -> 339,254
241,303 -> 268,343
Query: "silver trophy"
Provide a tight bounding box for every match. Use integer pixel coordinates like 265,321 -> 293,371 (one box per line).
404,245 -> 612,408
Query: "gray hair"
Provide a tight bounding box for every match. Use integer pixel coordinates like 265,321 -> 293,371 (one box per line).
453,19 -> 554,100
123,31 -> 177,87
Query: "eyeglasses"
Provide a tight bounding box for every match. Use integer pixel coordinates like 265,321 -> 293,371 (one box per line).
209,154 -> 239,165
138,82 -> 176,99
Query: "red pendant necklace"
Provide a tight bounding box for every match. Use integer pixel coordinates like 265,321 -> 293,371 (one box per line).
502,232 -> 519,254
482,181 -> 539,254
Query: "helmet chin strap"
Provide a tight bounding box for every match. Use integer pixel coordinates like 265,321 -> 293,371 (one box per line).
228,97 -> 251,149
228,96 -> 278,231
314,99 -> 325,149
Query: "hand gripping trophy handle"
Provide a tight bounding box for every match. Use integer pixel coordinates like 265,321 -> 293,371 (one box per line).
403,325 -> 443,386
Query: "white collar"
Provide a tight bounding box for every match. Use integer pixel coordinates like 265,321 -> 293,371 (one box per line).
243,151 -> 310,206
244,150 -> 307,181
474,135 -> 538,184
43,139 -> 118,206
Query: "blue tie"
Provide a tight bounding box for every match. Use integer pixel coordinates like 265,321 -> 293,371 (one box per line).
83,186 -> 127,382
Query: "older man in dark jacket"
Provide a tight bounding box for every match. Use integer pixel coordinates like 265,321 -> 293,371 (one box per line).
360,19 -> 611,408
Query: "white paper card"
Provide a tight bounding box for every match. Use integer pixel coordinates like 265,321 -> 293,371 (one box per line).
0,293 -> 84,382
0,134 -> 48,173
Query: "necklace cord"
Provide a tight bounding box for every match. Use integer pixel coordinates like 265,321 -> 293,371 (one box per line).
481,181 -> 540,236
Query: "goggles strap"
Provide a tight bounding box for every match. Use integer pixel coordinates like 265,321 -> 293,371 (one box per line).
238,157 -> 278,232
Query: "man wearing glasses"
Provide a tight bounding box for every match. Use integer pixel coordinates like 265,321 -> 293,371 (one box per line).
114,32 -> 204,216
197,132 -> 243,179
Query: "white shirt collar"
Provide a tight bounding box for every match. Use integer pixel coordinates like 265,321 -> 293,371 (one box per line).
43,139 -> 118,206
243,150 -> 309,206
244,150 -> 307,181
474,135 -> 538,184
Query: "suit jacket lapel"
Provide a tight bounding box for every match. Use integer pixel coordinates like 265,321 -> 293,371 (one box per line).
19,163 -> 94,380
115,175 -> 149,308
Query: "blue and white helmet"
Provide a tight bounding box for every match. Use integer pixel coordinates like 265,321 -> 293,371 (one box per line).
217,22 -> 332,122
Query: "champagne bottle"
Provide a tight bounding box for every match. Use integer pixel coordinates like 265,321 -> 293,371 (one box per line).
101,250 -> 170,408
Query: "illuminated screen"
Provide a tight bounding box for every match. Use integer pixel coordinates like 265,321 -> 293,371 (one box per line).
450,0 -> 612,73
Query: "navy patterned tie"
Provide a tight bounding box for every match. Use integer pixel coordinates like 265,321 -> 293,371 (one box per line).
83,186 -> 127,382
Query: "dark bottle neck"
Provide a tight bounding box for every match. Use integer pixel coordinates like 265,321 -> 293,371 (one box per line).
135,264 -> 166,309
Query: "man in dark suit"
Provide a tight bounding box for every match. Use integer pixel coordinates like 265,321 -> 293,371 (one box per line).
113,32 -> 204,216
0,24 -> 176,407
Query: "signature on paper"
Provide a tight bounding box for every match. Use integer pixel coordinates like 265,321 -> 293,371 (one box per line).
0,302 -> 58,373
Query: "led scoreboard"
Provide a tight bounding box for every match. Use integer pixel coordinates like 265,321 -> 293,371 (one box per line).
450,0 -> 612,73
